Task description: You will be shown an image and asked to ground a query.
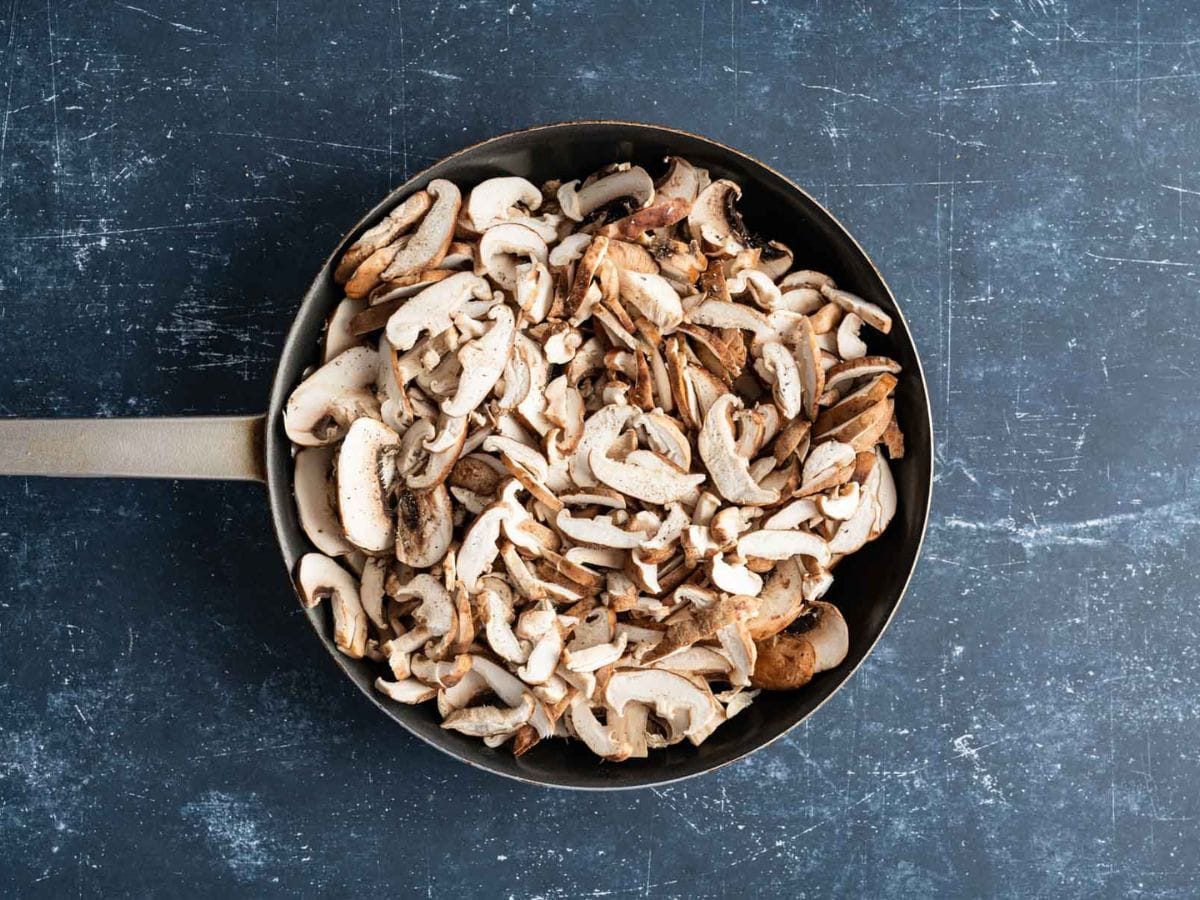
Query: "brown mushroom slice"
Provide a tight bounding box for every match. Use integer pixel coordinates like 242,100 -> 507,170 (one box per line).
606,669 -> 722,745
384,272 -> 492,351
813,374 -> 898,437
588,448 -> 705,505
411,653 -> 472,689
642,594 -> 753,664
375,677 -> 437,705
295,553 -> 368,658
737,529 -> 831,566
686,298 -> 773,344
442,694 -> 536,737
802,440 -> 857,485
336,190 -> 433,284
465,176 -> 542,231
394,483 -> 453,568
790,315 -> 824,422
750,601 -> 848,690
726,268 -> 782,311
604,238 -> 660,275
820,283 -> 892,334
358,557 -> 390,630
441,305 -> 515,417
780,270 -> 835,291
284,346 -> 381,447
698,394 -> 781,506
821,355 -> 903,396
337,417 -> 400,553
393,572 -> 455,638
558,166 -> 655,221
379,179 -> 461,281
599,196 -> 690,240
562,235 -> 609,319
294,447 -> 354,557
688,179 -> 748,257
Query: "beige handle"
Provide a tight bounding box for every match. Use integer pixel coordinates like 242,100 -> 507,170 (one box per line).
0,415 -> 266,482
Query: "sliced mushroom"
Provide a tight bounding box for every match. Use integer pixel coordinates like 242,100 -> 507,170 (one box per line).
589,447 -> 705,505
442,694 -> 535,737
284,346 -> 381,447
688,179 -> 748,257
617,269 -> 683,332
606,669 -> 722,744
385,272 -> 492,351
441,304 -> 515,417
737,529 -> 831,565
751,601 -> 848,690
698,394 -> 780,506
465,176 -> 542,231
294,447 -> 355,556
336,190 -> 432,284
558,166 -> 654,221
759,341 -> 804,420
375,676 -> 437,705
380,179 -> 461,281
820,283 -> 892,334
394,483 -> 453,568
338,417 -> 400,553
295,553 -> 367,658
745,557 -> 806,639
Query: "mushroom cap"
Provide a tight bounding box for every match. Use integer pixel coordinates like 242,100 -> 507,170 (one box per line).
558,166 -> 654,221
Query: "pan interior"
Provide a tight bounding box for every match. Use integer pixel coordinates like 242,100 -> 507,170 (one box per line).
265,122 -> 932,790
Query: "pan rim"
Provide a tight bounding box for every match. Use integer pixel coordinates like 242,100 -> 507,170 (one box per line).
265,119 -> 934,790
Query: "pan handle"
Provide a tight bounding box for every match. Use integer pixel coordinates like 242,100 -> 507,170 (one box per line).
0,415 -> 267,482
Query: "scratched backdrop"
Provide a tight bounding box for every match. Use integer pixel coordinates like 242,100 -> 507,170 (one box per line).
1,0 -> 1197,897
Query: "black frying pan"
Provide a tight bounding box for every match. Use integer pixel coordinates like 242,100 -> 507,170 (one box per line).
0,122 -> 933,790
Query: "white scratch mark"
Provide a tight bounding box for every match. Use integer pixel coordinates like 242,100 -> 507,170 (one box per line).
115,3 -> 209,34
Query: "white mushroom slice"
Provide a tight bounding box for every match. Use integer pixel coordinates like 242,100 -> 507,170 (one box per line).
628,549 -> 661,594
394,484 -> 454,568
375,677 -> 437,705
568,697 -> 632,761
759,341 -> 804,420
558,166 -> 654,221
837,312 -> 868,360
827,475 -> 877,555
394,573 -> 454,636
294,447 -> 354,557
442,694 -> 535,737
478,223 -> 549,292
410,653 -> 472,688
504,213 -> 563,243
726,268 -> 782,310
568,607 -> 615,651
641,502 -> 689,560
606,669 -> 722,742
687,298 -> 773,341
589,448 -> 705,505
465,176 -> 542,231
441,304 -> 515,417
565,546 -> 626,570
337,417 -> 399,553
407,414 -> 467,490
359,557 -> 389,630
517,625 -> 563,686
558,489 -> 627,510
284,346 -> 381,447
650,645 -> 732,676
568,404 -> 637,488
564,634 -> 628,673
687,179 -> 749,257
548,232 -> 592,268
698,394 -> 780,506
516,599 -> 558,641
323,298 -> 366,363
709,554 -> 763,596
555,510 -> 647,549
381,179 -> 461,280
716,622 -> 757,687
873,452 -> 897,537
513,334 -> 554,436
295,553 -> 367,658
738,529 -> 831,565
802,441 -> 856,486
437,668 -> 488,718
633,411 -> 691,470
777,288 -> 825,315
385,272 -> 492,351
763,498 -> 821,530
617,269 -> 683,331
654,155 -> 703,205
818,482 -> 861,520
457,501 -> 513,592
381,637 -> 413,680
745,558 -> 806,640
820,283 -> 892,334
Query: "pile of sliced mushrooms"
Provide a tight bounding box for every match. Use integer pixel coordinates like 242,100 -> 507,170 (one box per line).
284,157 -> 905,760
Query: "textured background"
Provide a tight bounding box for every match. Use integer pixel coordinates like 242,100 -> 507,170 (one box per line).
2,1 -> 1198,897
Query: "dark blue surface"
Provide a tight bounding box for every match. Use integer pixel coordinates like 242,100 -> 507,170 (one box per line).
2,1 -> 1198,896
